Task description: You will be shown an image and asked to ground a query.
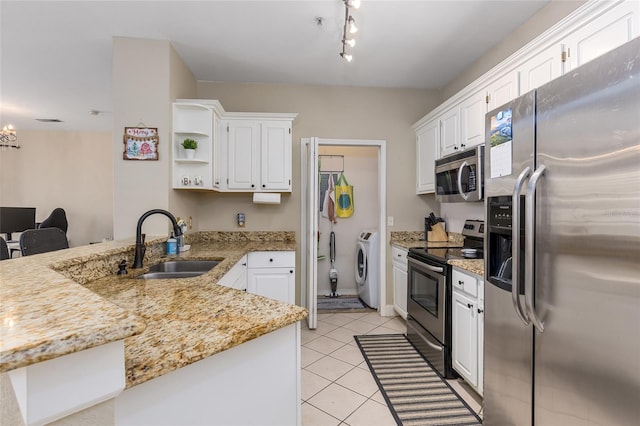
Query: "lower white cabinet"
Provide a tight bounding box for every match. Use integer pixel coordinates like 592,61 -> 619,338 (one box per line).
391,246 -> 408,319
217,255 -> 247,291
247,251 -> 295,304
451,267 -> 484,396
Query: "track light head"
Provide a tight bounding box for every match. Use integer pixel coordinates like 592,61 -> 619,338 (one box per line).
340,52 -> 353,62
348,16 -> 358,33
345,0 -> 361,9
343,38 -> 356,47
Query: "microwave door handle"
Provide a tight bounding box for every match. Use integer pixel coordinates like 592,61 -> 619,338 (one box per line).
457,161 -> 470,200
525,165 -> 546,333
512,167 -> 531,325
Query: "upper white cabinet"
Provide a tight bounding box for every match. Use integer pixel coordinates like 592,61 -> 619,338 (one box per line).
485,70 -> 519,112
226,120 -> 261,190
563,0 -> 639,72
518,43 -> 564,93
260,121 -> 293,191
172,101 -> 222,190
459,89 -> 487,150
224,118 -> 294,192
415,119 -> 440,194
414,0 -> 638,167
173,100 -> 296,193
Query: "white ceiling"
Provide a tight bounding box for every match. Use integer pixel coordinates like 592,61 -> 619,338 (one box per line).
0,0 -> 550,132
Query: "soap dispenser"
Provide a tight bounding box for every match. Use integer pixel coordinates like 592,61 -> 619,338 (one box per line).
167,233 -> 178,255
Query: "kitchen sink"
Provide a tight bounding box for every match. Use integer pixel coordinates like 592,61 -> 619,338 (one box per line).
138,260 -> 220,279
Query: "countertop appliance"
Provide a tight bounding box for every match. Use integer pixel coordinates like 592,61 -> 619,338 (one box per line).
406,219 -> 484,378
435,145 -> 484,203
483,38 -> 640,426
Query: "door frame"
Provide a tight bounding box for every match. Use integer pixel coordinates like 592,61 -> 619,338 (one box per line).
300,138 -> 388,329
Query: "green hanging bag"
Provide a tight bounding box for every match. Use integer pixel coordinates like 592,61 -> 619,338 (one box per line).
335,173 -> 354,218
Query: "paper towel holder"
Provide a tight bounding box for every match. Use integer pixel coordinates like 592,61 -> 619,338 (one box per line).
252,193 -> 281,204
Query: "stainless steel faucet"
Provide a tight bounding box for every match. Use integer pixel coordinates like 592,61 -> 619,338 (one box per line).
132,209 -> 183,269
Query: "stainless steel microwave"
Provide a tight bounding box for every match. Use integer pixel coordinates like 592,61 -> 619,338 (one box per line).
434,145 -> 484,202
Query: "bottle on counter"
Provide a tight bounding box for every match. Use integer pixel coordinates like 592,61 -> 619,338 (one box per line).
167,233 -> 178,255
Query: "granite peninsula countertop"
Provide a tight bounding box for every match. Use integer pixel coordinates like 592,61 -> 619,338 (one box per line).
0,231 -> 307,389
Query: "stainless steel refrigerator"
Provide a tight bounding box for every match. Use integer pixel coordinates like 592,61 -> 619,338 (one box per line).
483,37 -> 640,426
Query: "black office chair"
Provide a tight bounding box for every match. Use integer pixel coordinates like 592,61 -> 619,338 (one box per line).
39,208 -> 68,234
19,228 -> 69,256
0,238 -> 9,260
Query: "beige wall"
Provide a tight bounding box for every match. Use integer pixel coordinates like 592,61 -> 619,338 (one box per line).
440,0 -> 587,101
0,130 -> 113,246
112,37 -> 200,240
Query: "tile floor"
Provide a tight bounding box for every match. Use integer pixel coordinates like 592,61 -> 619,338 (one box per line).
301,311 -> 483,426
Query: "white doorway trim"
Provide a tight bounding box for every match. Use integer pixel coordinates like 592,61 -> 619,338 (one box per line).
300,138 -> 389,329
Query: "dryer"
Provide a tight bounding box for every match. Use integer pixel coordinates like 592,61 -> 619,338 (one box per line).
355,230 -> 379,309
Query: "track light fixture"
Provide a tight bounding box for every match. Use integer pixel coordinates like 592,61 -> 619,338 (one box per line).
340,0 -> 360,62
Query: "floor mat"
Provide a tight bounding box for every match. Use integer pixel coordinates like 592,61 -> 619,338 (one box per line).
355,334 -> 482,426
317,296 -> 370,312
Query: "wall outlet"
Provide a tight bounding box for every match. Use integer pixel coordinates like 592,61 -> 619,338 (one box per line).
237,213 -> 245,227
387,216 -> 394,226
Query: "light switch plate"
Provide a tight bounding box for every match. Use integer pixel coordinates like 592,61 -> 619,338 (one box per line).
387,216 -> 394,226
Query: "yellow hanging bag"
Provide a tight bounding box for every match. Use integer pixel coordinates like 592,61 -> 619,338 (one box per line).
335,173 -> 354,218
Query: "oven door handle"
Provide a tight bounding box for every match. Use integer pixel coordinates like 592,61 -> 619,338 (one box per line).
408,257 -> 444,273
422,332 -> 443,352
457,161 -> 470,200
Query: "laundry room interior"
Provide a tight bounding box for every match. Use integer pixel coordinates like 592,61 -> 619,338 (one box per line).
317,145 -> 380,310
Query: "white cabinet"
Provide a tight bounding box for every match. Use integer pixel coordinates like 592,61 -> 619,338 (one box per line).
391,246 -> 408,319
518,43 -> 564,93
226,120 -> 260,190
218,255 -> 247,291
260,121 -> 292,191
563,0 -> 639,72
415,119 -> 439,194
439,107 -> 460,157
459,89 -> 487,150
486,70 -> 519,112
172,101 -> 223,190
247,251 -> 295,304
451,267 -> 484,396
224,118 -> 293,192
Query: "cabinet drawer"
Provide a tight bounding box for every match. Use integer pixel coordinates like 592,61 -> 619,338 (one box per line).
452,268 -> 479,298
247,251 -> 295,268
391,246 -> 408,268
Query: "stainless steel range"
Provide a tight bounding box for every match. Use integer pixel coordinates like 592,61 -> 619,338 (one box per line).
406,219 -> 484,378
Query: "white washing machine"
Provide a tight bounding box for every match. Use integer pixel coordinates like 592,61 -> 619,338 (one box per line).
355,230 -> 379,309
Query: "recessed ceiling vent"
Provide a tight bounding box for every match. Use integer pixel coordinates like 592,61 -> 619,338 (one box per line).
35,118 -> 63,123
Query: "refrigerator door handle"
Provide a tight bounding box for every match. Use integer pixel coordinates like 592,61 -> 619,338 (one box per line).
512,166 -> 531,325
525,165 -> 546,333
457,161 -> 470,200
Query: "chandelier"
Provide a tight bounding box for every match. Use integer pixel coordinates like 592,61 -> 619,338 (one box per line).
0,125 -> 20,149
340,0 -> 360,62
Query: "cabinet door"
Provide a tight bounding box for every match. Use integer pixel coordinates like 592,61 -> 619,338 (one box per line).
439,107 -> 459,157
212,113 -> 223,189
460,90 -> 487,150
218,255 -> 247,291
260,121 -> 292,191
227,120 -> 260,190
392,263 -> 408,319
486,70 -> 519,112
452,291 -> 478,387
564,1 -> 638,72
416,120 -> 439,194
519,43 -> 564,93
247,267 -> 295,304
477,279 -> 484,397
